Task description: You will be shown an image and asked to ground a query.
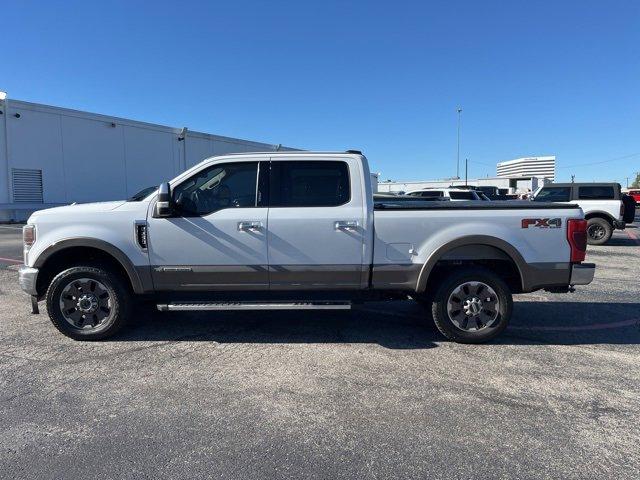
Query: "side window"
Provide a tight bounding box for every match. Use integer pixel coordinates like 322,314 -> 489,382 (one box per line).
533,187 -> 571,202
419,191 -> 443,197
449,191 -> 476,200
270,161 -> 350,207
578,186 -> 615,200
173,162 -> 258,215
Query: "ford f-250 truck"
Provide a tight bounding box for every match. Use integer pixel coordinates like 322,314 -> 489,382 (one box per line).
19,151 -> 595,343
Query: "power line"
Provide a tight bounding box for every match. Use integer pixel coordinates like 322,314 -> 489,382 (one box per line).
556,152 -> 640,169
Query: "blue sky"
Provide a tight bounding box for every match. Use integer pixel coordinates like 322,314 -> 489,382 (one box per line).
1,0 -> 639,184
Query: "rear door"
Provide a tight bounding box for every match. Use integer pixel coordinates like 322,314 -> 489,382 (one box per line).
266,157 -> 366,289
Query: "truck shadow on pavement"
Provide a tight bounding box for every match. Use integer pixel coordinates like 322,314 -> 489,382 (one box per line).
116,301 -> 640,348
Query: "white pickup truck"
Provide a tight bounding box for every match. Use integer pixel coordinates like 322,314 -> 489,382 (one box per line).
19,151 -> 595,343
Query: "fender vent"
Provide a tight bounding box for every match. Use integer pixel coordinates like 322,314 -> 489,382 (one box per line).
135,222 -> 148,250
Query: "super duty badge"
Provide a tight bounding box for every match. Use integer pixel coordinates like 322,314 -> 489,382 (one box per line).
521,218 -> 562,229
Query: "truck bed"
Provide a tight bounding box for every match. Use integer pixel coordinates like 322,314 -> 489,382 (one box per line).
373,199 -> 580,210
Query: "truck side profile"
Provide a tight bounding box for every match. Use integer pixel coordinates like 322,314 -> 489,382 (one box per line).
19,152 -> 595,343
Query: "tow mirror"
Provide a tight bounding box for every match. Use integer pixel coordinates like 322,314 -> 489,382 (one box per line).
154,182 -> 174,217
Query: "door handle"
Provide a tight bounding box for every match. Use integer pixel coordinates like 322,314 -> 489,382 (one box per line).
335,220 -> 359,231
238,221 -> 263,231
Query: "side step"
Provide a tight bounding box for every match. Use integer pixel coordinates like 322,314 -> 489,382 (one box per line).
157,301 -> 352,312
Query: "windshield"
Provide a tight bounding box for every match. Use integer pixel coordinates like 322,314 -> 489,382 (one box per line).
127,186 -> 158,202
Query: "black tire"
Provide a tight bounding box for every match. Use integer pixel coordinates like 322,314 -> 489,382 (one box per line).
431,267 -> 513,344
45,265 -> 131,340
586,217 -> 612,245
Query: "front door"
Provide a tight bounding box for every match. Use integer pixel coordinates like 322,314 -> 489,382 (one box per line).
266,158 -> 366,289
147,160 -> 269,291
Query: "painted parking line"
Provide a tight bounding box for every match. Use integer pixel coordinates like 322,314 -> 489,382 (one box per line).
626,229 -> 640,246
0,256 -> 22,265
510,318 -> 640,332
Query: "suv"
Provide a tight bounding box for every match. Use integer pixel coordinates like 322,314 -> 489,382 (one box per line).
532,183 -> 635,245
406,188 -> 483,201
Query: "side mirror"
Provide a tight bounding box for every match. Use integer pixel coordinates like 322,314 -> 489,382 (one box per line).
154,182 -> 174,217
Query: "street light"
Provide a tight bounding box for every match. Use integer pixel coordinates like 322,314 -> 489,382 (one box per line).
456,108 -> 463,179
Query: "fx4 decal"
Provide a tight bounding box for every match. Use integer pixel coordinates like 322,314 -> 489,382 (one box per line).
521,218 -> 562,229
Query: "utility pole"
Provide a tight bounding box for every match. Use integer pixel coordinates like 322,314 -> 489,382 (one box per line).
456,108 -> 462,179
627,177 -> 629,189
465,158 -> 468,186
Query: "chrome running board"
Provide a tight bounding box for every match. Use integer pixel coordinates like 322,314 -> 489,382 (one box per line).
157,301 -> 352,312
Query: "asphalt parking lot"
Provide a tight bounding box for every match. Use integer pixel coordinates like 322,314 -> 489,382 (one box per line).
1,222 -> 639,479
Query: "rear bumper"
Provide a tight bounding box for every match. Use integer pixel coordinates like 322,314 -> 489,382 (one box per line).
569,263 -> 595,286
18,266 -> 39,296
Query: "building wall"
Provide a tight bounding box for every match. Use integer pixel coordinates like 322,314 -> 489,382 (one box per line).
496,156 -> 556,181
0,98 -> 295,221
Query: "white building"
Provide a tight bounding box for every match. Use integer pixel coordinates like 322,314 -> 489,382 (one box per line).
496,156 -> 556,181
0,96 -> 296,221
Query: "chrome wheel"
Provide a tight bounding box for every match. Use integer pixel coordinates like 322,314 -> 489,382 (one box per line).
59,278 -> 113,329
587,224 -> 605,240
446,281 -> 499,331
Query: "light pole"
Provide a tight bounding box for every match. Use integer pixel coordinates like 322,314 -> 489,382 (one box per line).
456,108 -> 462,179
465,158 -> 468,186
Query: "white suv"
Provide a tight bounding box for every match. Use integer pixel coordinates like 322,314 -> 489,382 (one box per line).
406,188 -> 484,201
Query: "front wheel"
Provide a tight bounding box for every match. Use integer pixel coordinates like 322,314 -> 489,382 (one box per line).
46,265 -> 131,340
431,267 -> 513,343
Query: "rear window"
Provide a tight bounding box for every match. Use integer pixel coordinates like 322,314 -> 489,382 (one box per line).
449,191 -> 476,200
533,187 -> 571,202
578,186 -> 615,200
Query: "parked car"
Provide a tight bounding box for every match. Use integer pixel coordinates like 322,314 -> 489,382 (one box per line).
20,151 -> 593,344
626,189 -> 640,203
532,182 -> 635,245
405,187 -> 483,201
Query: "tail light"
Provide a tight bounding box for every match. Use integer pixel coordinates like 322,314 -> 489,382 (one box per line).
620,203 -> 624,217
567,219 -> 587,262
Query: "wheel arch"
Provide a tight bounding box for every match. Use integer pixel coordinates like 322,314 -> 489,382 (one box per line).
584,211 -> 615,225
416,236 -> 526,294
33,238 -> 151,297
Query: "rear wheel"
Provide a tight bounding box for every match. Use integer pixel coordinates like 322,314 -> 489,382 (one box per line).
586,217 -> 612,245
431,267 -> 512,343
46,265 -> 131,340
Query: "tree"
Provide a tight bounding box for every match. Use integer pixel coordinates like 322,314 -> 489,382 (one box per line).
632,172 -> 640,189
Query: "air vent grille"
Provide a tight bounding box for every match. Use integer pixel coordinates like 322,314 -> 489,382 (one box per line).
12,168 -> 43,203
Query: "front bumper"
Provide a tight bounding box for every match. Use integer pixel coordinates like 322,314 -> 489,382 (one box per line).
569,263 -> 595,286
18,266 -> 39,296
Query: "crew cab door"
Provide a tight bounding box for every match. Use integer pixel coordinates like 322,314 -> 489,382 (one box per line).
146,160 -> 269,290
266,157 -> 366,289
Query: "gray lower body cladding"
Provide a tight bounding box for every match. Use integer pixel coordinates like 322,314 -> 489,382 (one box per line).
145,261 -> 574,293
150,264 -> 365,291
